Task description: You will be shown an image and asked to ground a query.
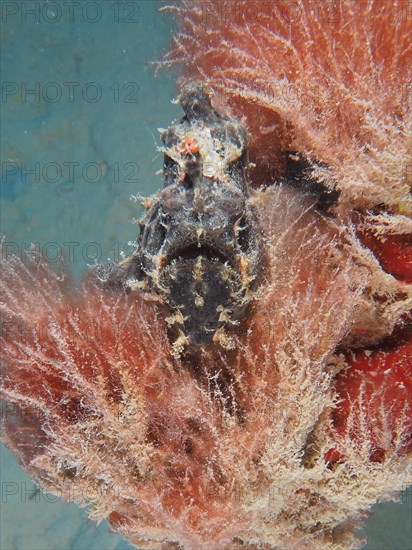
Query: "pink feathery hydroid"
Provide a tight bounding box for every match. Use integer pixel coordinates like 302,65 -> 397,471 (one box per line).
1,1 -> 411,548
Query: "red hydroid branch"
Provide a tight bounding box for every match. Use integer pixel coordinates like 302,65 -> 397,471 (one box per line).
162,0 -> 411,214
1,184 -> 411,549
1,1 -> 412,548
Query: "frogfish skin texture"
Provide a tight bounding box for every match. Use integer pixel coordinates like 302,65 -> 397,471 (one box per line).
1,179 -> 410,549
1,1 -> 411,549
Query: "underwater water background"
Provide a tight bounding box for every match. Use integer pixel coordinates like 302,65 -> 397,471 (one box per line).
0,1 -> 410,549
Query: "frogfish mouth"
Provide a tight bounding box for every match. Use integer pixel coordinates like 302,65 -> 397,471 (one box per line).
101,82 -> 262,356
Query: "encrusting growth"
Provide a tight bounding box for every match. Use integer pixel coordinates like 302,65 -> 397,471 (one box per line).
1,1 -> 411,548
161,1 -> 411,215
1,154 -> 410,549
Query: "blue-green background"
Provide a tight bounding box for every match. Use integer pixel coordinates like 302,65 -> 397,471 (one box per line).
0,1 -> 411,549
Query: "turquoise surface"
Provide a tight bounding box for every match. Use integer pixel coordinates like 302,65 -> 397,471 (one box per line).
0,1 -> 411,549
